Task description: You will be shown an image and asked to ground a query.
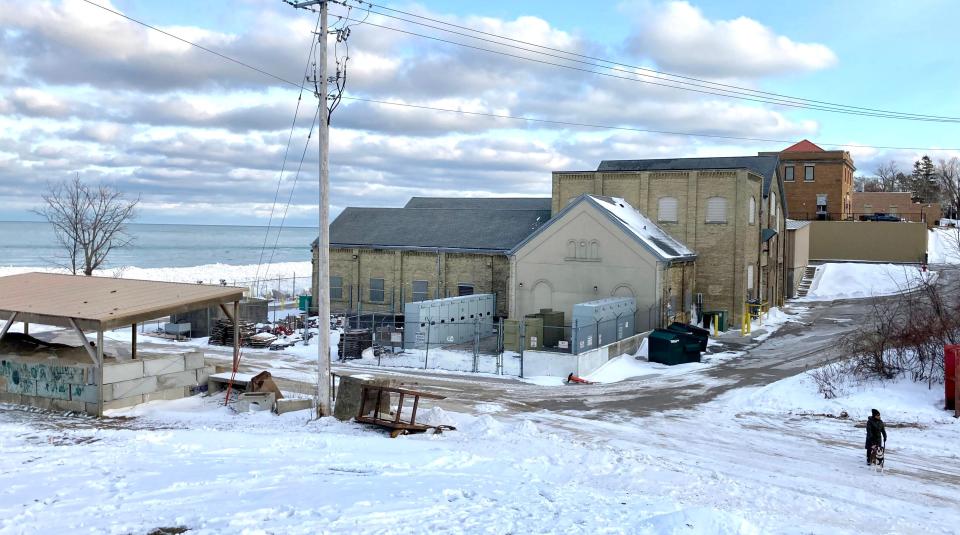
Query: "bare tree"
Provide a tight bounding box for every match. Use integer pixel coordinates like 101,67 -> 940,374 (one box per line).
937,157 -> 960,219
33,176 -> 139,276
875,161 -> 902,192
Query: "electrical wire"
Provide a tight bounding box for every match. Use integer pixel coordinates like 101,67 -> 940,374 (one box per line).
73,0 -> 960,151
351,0 -> 960,122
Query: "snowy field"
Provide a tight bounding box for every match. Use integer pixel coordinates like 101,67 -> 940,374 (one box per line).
0,355 -> 956,535
799,263 -> 936,301
928,227 -> 960,264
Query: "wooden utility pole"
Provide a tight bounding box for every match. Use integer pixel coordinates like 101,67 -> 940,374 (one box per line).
286,0 -> 332,416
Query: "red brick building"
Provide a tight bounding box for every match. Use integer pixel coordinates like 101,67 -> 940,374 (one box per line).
760,140 -> 856,220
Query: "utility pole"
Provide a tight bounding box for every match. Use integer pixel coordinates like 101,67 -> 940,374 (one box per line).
286,0 -> 331,417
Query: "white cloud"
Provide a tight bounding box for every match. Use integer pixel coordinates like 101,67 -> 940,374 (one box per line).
626,1 -> 837,77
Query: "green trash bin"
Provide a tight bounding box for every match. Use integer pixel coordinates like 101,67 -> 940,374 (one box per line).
648,329 -> 688,365
667,322 -> 709,352
298,295 -> 312,312
702,310 -> 727,332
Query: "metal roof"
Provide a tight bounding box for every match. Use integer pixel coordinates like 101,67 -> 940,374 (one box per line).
785,219 -> 812,230
404,197 -> 552,211
327,207 -> 550,253
0,273 -> 244,331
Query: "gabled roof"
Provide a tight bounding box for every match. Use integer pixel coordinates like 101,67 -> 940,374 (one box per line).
785,219 -> 811,231
323,206 -> 550,253
404,197 -> 552,211
782,139 -> 825,152
596,155 -> 781,199
511,194 -> 695,262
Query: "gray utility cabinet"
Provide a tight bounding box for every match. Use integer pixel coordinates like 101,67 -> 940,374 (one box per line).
571,296 -> 637,354
403,294 -> 496,349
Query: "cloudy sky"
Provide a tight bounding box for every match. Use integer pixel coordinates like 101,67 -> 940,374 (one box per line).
2,0 -> 959,225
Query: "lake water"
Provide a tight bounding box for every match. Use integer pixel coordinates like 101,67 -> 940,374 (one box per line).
0,222 -> 317,268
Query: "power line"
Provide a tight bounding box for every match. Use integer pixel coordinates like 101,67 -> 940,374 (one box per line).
252,13 -> 322,296
72,0 -> 960,151
353,0 -> 960,122
331,7 -> 960,123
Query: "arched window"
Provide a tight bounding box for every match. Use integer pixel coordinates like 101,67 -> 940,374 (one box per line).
589,240 -> 600,259
566,240 -> 576,258
706,197 -> 727,223
748,197 -> 756,225
657,196 -> 678,223
578,240 -> 587,259
771,192 -> 777,218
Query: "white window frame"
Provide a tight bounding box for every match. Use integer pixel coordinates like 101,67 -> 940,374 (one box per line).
657,196 -> 679,223
705,197 -> 727,223
748,197 -> 756,225
784,166 -> 795,182
412,280 -> 429,302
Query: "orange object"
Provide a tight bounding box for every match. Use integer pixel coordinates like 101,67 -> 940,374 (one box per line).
566,373 -> 593,384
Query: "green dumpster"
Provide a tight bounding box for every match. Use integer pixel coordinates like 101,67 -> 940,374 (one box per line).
648,329 -> 700,365
702,310 -> 727,332
667,322 -> 709,352
298,295 -> 312,312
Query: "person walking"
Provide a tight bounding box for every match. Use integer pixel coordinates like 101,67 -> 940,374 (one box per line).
865,409 -> 887,465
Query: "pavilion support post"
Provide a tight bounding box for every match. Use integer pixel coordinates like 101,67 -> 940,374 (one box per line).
69,318 -> 98,365
232,300 -> 240,371
96,329 -> 104,418
0,311 -> 18,345
131,323 -> 137,360
23,322 -> 28,336
219,303 -> 235,323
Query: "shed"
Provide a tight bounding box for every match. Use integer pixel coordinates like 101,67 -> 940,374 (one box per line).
0,273 -> 244,416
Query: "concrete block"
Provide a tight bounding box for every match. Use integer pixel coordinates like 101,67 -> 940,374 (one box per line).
0,392 -> 22,405
20,395 -> 86,413
70,384 -> 99,403
333,375 -> 397,421
276,398 -> 313,415
156,370 -> 199,390
184,351 -> 205,370
142,354 -> 185,376
102,395 -> 144,412
144,387 -> 189,403
37,381 -> 71,400
103,360 -> 144,384
196,365 -> 216,385
235,392 -> 275,412
107,376 -> 158,401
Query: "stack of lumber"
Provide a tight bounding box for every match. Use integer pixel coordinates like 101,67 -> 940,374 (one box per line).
248,332 -> 278,348
338,329 -> 373,360
208,319 -> 257,346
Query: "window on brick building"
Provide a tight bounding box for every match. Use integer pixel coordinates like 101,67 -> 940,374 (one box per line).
330,276 -> 343,300
804,165 -> 815,181
412,280 -> 428,302
705,197 -> 727,223
784,166 -> 795,181
748,197 -> 756,224
458,283 -> 474,296
658,196 -> 678,223
369,278 -> 385,302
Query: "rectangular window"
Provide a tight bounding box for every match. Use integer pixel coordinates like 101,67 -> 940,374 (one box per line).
804,165 -> 815,182
747,264 -> 755,290
889,206 -> 898,215
458,283 -> 474,296
412,280 -> 429,302
784,166 -> 795,181
369,278 -> 385,302
330,276 -> 343,300
706,197 -> 727,223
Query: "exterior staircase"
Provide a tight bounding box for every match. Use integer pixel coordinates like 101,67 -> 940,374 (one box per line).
796,265 -> 818,297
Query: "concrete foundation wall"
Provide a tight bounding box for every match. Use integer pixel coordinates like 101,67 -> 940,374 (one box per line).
522,331 -> 648,378
809,221 -> 927,263
0,350 -> 212,416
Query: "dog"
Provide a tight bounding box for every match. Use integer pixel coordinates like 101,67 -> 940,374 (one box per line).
870,444 -> 886,472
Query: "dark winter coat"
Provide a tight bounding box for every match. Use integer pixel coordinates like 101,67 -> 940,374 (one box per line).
865,416 -> 887,449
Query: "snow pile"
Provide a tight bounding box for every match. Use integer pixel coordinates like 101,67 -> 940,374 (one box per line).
928,227 -> 960,264
723,366 -> 950,424
585,354 -> 651,383
638,508 -> 760,535
799,263 -> 935,301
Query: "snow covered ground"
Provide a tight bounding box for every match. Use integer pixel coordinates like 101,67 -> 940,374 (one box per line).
928,227 -> 960,264
799,263 -> 936,301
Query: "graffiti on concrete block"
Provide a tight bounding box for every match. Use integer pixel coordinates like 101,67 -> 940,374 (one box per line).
38,381 -> 71,400
1,360 -> 90,399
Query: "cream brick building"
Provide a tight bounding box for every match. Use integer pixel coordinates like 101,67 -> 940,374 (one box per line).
552,156 -> 787,326
311,197 -> 550,318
